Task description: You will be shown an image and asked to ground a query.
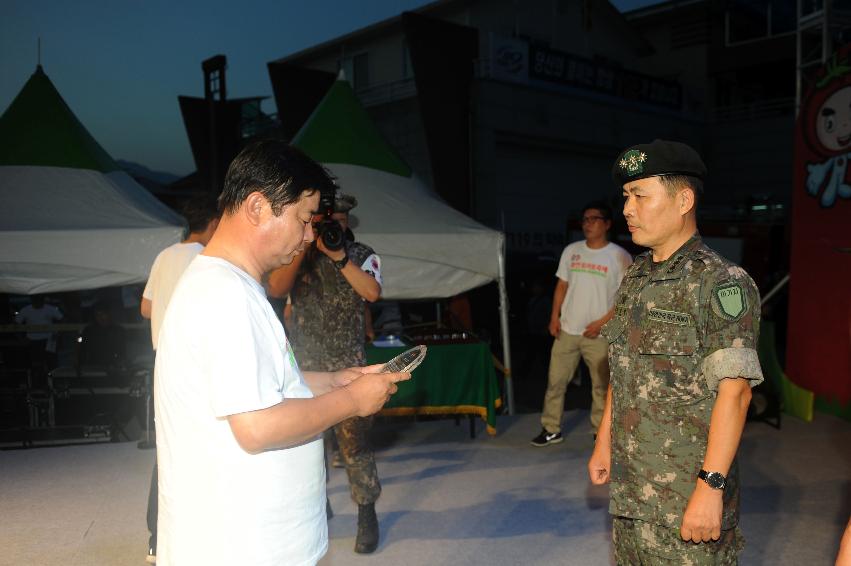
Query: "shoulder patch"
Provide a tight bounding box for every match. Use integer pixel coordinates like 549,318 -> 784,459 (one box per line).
712,282 -> 747,320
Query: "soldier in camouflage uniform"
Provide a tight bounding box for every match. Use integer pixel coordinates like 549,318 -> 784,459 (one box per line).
588,140 -> 764,564
267,192 -> 384,554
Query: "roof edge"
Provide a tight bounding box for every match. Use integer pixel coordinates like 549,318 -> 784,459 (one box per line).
271,0 -> 473,64
623,0 -> 708,20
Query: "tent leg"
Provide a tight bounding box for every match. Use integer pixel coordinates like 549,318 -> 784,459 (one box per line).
497,249 -> 514,415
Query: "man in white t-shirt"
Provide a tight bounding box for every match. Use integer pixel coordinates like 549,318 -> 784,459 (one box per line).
15,295 -> 63,374
141,198 -> 220,349
139,196 -> 219,564
154,140 -> 410,566
531,202 -> 632,447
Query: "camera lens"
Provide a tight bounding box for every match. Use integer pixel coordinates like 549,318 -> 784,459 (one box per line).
320,220 -> 345,251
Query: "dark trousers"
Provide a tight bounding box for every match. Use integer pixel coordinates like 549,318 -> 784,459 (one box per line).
147,458 -> 157,549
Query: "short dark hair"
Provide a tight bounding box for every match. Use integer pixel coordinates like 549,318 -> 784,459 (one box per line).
659,175 -> 702,206
582,200 -> 613,221
182,196 -> 219,234
218,140 -> 335,216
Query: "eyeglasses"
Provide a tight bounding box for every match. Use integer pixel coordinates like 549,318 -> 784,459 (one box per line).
582,216 -> 606,224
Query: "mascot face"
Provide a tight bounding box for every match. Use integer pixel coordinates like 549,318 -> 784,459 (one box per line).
816,86 -> 851,152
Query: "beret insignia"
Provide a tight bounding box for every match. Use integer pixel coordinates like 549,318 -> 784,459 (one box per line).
619,149 -> 648,177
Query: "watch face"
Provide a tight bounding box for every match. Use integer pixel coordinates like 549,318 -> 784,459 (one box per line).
705,472 -> 726,489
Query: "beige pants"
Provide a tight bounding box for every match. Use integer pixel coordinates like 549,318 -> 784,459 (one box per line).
541,331 -> 610,433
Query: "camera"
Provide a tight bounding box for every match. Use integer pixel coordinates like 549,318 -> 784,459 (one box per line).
314,188 -> 346,252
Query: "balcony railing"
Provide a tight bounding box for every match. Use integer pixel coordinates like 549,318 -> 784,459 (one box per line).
356,78 -> 418,108
711,97 -> 794,122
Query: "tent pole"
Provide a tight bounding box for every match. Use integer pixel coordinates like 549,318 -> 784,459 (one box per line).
497,241 -> 514,415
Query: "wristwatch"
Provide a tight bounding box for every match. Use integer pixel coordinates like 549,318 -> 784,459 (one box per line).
333,253 -> 349,270
698,469 -> 726,490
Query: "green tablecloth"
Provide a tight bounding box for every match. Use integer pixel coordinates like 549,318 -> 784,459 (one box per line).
366,342 -> 501,434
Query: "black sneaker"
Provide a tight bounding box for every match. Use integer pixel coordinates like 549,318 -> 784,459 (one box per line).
531,429 -> 563,447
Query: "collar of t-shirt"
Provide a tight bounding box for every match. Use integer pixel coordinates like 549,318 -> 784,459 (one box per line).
196,255 -> 266,296
581,241 -> 612,254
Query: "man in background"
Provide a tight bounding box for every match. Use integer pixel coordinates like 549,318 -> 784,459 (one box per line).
531,201 -> 631,447
268,192 -> 384,554
142,198 -> 220,349
140,196 -> 219,564
15,295 -> 63,379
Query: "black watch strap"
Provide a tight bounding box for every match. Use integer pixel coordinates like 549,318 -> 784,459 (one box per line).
333,253 -> 349,270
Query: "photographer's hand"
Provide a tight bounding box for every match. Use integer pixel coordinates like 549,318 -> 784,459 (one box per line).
318,238 -> 381,302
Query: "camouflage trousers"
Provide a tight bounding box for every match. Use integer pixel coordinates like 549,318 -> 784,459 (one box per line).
330,415 -> 381,505
613,516 -> 744,565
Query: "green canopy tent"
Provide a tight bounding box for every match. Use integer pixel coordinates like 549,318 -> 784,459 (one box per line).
0,66 -> 184,294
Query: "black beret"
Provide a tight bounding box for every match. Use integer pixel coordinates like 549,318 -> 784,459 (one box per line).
612,139 -> 706,186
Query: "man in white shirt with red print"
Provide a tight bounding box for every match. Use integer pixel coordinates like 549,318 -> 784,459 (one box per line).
531,201 -> 632,447
154,140 -> 409,566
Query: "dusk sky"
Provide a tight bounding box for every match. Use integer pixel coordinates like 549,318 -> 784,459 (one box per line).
1,0 -> 661,178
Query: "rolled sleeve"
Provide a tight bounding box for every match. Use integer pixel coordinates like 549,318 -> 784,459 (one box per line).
702,347 -> 764,391
700,270 -> 764,391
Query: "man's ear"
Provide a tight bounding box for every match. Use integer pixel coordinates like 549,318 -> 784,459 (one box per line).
679,187 -> 696,216
243,192 -> 268,226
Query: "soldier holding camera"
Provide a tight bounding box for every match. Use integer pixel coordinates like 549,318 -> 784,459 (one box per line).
267,191 -> 384,554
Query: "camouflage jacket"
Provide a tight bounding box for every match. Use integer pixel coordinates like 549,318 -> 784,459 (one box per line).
289,241 -> 379,372
602,234 -> 764,529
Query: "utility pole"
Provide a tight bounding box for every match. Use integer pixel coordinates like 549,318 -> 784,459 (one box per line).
202,55 -> 227,193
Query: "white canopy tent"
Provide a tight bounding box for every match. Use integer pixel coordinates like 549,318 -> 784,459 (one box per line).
0,166 -> 185,294
328,164 -> 501,300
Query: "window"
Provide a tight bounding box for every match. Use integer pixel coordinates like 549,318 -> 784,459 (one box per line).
353,53 -> 369,91
339,52 -> 369,91
402,41 -> 413,79
725,0 -> 795,45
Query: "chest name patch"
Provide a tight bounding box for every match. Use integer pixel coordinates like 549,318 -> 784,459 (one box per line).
648,308 -> 693,326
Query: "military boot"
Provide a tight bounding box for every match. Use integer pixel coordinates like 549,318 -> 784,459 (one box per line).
354,503 -> 379,554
